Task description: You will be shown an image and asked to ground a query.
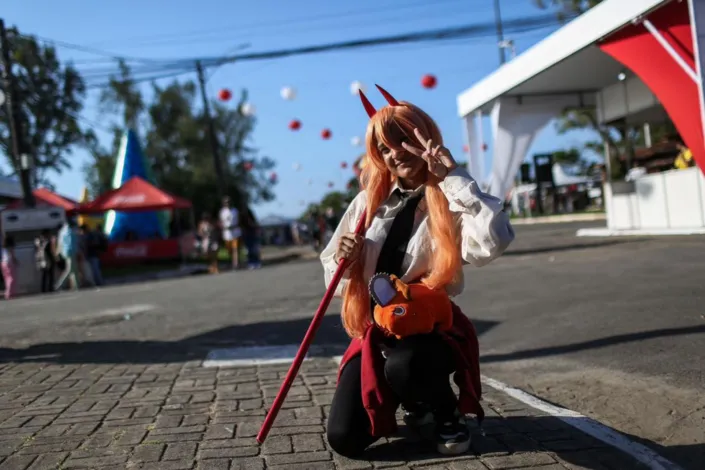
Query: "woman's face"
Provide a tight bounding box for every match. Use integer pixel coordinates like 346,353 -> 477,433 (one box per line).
376,125 -> 426,183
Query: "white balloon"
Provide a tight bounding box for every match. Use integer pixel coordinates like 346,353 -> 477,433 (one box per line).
241,103 -> 256,117
280,86 -> 296,101
292,163 -> 301,171
350,136 -> 362,147
0,90 -> 5,107
350,81 -> 366,95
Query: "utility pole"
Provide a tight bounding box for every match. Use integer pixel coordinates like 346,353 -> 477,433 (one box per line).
195,60 -> 225,199
0,19 -> 35,207
493,0 -> 506,65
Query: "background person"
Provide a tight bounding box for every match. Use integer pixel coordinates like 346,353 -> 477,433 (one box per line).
34,229 -> 55,293
219,196 -> 241,270
1,235 -> 19,300
55,220 -> 80,291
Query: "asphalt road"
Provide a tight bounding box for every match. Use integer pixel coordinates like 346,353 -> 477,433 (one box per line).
1,221 -> 704,468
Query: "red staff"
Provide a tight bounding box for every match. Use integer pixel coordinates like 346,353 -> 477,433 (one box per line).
257,210 -> 367,443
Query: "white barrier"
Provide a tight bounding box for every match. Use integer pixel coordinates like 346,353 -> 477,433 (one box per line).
590,167 -> 705,236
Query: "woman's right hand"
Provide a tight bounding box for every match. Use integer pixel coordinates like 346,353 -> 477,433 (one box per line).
335,232 -> 364,265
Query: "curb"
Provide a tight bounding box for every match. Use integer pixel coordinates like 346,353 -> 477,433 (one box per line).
511,213 -> 606,225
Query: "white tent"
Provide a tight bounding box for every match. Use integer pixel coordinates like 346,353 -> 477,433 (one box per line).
456,0 -> 671,200
457,0 -> 705,235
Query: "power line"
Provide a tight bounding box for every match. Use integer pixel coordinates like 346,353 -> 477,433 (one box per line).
79,13 -> 571,90
84,0 -> 470,49
19,33 -> 158,64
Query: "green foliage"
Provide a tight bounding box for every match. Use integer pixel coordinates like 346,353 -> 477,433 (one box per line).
553,107 -> 677,179
83,63 -> 275,216
0,26 -> 87,187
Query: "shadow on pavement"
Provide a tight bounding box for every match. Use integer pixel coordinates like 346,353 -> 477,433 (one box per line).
504,239 -> 641,257
481,325 -> 705,364
0,315 -> 501,366
357,415 -> 698,469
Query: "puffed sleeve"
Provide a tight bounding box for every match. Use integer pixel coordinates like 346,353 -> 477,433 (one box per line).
320,190 -> 368,295
439,166 -> 514,267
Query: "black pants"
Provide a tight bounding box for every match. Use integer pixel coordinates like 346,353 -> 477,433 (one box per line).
40,268 -> 54,293
327,334 -> 457,458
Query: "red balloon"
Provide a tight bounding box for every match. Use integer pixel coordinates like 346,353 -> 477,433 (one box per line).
482,142 -> 488,151
421,74 -> 437,89
269,172 -> 278,182
218,89 -> 232,101
463,145 -> 469,153
289,119 -> 301,131
244,161 -> 253,171
341,162 -> 348,169
328,182 -> 334,188
321,129 -> 332,140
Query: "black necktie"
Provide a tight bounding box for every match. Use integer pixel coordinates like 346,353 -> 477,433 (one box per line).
374,190 -> 422,278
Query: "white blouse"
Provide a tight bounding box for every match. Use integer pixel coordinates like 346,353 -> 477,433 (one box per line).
320,165 -> 515,297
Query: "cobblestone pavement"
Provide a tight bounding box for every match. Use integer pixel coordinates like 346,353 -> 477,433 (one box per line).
0,357 -> 647,470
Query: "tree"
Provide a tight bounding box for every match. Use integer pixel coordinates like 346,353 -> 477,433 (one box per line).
0,26 -> 87,188
144,83 -> 275,214
553,107 -> 677,179
83,60 -> 146,197
533,0 -> 603,19
83,63 -> 275,216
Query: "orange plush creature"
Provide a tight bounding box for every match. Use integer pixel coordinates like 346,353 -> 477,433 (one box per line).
369,273 -> 453,339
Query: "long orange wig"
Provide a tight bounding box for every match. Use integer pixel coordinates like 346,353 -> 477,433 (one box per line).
341,87 -> 461,338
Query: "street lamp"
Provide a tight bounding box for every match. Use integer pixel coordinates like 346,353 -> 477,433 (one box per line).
498,39 -> 517,60
618,71 -> 633,172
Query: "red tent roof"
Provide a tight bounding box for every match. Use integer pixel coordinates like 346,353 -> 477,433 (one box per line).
78,177 -> 192,213
6,188 -> 78,212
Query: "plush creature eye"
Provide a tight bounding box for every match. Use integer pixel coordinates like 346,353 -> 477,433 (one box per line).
392,306 -> 406,316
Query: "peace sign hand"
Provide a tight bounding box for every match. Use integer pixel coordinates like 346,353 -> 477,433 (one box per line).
401,128 -> 458,181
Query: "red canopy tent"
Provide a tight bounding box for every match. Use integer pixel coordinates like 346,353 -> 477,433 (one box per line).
6,187 -> 78,213
78,176 -> 192,213
77,177 -> 194,265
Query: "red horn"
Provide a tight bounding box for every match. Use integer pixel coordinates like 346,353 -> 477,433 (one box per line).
376,84 -> 399,106
359,90 -> 377,118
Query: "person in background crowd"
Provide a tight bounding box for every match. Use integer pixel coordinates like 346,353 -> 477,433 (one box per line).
1,234 -> 19,300
198,213 -> 220,274
673,135 -> 695,170
219,196 -> 241,270
34,229 -> 55,293
77,225 -> 95,287
309,210 -> 322,250
325,207 -> 339,232
85,225 -> 107,287
240,205 -> 261,270
290,221 -> 302,246
55,220 -> 80,291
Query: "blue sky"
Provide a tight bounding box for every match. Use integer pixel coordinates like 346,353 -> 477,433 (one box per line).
3,0 -> 597,218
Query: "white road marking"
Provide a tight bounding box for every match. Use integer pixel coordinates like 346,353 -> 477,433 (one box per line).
93,304 -> 157,318
63,304 -> 157,324
203,345 -> 313,368
481,376 -> 684,470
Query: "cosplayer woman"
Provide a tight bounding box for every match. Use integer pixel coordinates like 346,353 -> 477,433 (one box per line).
320,86 -> 515,458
